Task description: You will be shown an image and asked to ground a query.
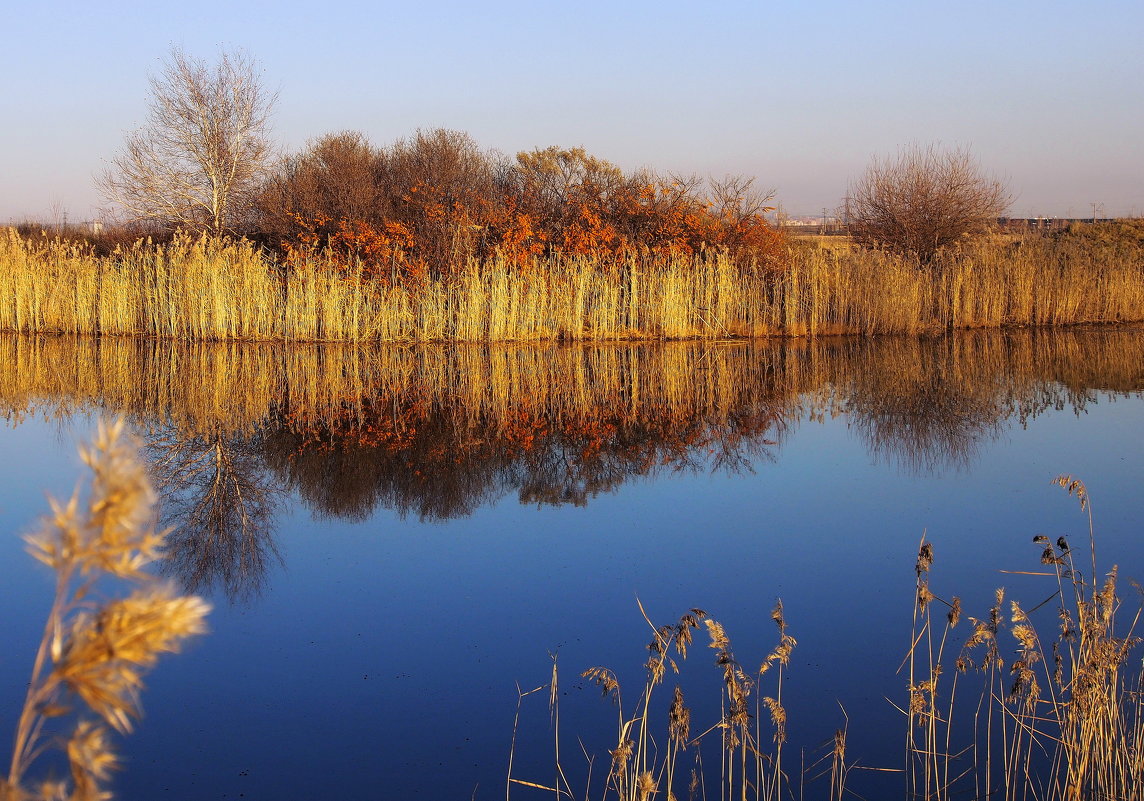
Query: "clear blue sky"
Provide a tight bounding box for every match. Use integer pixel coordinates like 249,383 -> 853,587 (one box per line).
3,0 -> 1141,223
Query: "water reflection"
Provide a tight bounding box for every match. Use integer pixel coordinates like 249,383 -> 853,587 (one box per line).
145,423 -> 283,602
259,361 -> 784,521
2,328 -> 1141,602
829,331 -> 1144,472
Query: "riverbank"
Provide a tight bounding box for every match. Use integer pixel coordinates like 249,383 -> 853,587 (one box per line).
2,223 -> 1142,342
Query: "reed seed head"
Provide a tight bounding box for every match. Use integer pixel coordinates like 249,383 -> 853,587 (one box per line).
916,542 -> 934,576
66,721 -> 117,801
1053,474 -> 1089,511
947,596 -> 962,627
582,667 -> 621,703
669,686 -> 690,746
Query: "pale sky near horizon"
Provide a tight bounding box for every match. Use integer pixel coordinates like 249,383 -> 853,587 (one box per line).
2,0 -> 1141,223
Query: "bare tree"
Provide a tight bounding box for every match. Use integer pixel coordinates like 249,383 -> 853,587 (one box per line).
99,47 -> 275,235
843,144 -> 1011,265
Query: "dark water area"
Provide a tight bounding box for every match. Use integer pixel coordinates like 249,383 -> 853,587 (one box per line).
0,329 -> 1142,800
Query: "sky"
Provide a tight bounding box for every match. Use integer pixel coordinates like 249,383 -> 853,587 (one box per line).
2,0 -> 1142,223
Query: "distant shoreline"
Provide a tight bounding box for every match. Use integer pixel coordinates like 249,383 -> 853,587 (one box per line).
3,223 -> 1142,343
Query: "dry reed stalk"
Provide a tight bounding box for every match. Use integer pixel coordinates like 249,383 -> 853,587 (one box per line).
900,536 -> 966,801
896,477 -> 1143,801
2,419 -> 209,801
4,227 -> 1140,342
505,470 -> 1141,801
509,603 -> 793,801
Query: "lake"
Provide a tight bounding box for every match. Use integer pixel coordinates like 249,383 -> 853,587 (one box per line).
1,328 -> 1142,800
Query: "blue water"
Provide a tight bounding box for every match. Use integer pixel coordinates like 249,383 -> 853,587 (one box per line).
0,333 -> 1142,800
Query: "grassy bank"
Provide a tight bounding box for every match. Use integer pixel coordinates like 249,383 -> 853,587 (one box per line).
2,225 -> 1143,342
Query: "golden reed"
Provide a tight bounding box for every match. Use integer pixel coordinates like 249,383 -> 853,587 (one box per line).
511,485 -> 1141,801
2,420 -> 209,801
3,229 -> 1142,342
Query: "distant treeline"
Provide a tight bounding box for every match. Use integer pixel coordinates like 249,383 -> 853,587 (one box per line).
15,129 -> 786,280
782,218 -> 1130,237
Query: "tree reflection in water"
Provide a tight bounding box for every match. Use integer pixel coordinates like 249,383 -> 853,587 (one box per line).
144,424 -> 283,602
1,329 -> 1141,602
260,396 -> 783,522
828,330 -> 1143,473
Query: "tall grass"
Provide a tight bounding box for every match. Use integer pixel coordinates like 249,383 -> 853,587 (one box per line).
510,478 -> 1142,801
0,231 -> 777,341
903,476 -> 1143,801
3,227 -> 1142,342
509,603 -> 797,801
786,235 -> 1144,335
1,420 -> 209,801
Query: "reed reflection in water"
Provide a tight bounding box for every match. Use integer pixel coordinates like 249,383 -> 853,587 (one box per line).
1,328 -> 1142,606
2,328 -> 1144,800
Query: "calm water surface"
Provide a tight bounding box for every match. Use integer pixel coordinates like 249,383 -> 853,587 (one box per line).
1,329 -> 1142,799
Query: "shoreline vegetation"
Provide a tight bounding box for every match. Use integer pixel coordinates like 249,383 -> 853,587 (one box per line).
509,490 -> 1143,801
3,220 -> 1143,343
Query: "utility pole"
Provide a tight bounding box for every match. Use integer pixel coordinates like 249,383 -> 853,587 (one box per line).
821,207 -> 828,235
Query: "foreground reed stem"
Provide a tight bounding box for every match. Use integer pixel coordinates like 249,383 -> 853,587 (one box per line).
2,419 -> 210,801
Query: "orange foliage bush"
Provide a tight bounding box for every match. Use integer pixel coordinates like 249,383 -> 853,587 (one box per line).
256,130 -> 789,288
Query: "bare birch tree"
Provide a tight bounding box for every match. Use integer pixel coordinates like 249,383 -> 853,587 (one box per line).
843,144 -> 1011,265
99,47 -> 275,235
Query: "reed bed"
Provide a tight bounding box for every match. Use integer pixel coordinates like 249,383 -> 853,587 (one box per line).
0,231 -> 777,341
787,236 -> 1144,335
3,227 -> 1142,342
510,480 -> 1142,801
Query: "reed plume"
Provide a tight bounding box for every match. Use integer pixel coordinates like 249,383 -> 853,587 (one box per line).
901,477 -> 1142,801
2,419 -> 210,801
511,603 -> 793,801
